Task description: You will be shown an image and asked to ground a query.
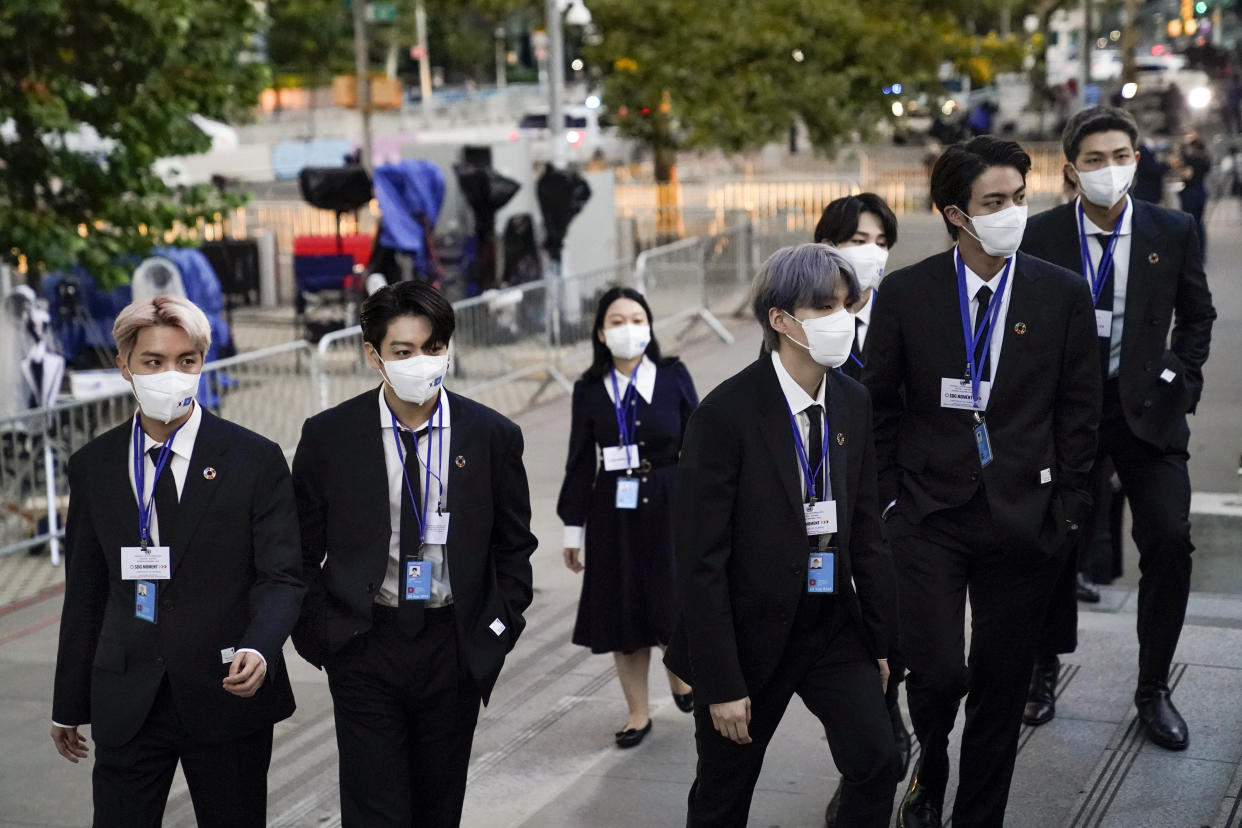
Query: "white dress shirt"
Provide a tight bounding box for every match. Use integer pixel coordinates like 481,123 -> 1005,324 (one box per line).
1077,196 -> 1132,378
956,247 -> 1014,400
127,402 -> 202,546
377,389 -> 453,608
854,289 -> 875,351
563,358 -> 656,550
771,351 -> 832,502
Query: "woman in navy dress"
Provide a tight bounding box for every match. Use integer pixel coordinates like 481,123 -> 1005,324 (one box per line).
558,286 -> 698,748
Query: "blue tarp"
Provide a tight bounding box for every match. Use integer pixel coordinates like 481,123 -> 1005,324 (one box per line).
373,160 -> 446,276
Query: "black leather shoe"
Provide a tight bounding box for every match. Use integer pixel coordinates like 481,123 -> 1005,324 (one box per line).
897,760 -> 944,828
823,784 -> 842,827
673,692 -> 695,713
1022,655 -> 1059,726
891,702 -> 913,779
1076,572 -> 1102,603
615,719 -> 652,748
1136,683 -> 1189,751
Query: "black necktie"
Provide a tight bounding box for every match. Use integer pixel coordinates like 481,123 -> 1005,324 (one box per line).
1094,233 -> 1115,378
852,316 -> 864,361
147,446 -> 178,546
973,285 -> 993,382
397,429 -> 426,637
805,405 -> 824,504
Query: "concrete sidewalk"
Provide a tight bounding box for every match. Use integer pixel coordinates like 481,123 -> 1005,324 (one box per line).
2,203 -> 1240,827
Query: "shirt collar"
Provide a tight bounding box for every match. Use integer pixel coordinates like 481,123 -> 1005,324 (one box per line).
1077,195 -> 1134,236
955,246 -> 1010,303
854,289 -> 875,327
770,350 -> 825,415
134,400 -> 202,462
377,387 -> 452,432
603,356 -> 657,404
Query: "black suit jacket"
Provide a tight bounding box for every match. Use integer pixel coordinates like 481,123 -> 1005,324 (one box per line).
1021,199 -> 1216,451
863,250 -> 1102,555
52,410 -> 304,746
290,388 -> 536,704
663,358 -> 897,705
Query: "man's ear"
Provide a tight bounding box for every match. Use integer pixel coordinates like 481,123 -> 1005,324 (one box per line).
944,204 -> 969,231
363,342 -> 384,372
768,307 -> 792,335
1063,162 -> 1081,190
115,353 -> 131,381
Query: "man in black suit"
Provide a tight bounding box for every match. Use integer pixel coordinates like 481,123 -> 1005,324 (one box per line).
864,136 -> 1101,827
51,295 -> 304,828
292,281 -> 536,827
666,243 -> 900,827
1020,106 -> 1216,749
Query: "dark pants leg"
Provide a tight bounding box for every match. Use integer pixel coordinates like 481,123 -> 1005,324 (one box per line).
1104,418 -> 1194,684
687,605 -> 897,828
92,680 -> 181,828
179,725 -> 273,828
327,607 -> 482,828
892,492 -> 1062,827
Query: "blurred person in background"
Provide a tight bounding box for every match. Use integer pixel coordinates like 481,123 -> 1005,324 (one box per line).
559,287 -> 699,749
1175,132 -> 1211,259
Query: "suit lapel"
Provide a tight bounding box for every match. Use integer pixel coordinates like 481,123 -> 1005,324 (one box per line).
362,388 -> 395,538
1122,202 -> 1165,369
755,360 -> 805,519
170,409 -> 231,577
989,254 -> 1036,406
1045,204 -> 1083,273
443,391 -> 468,519
97,421 -> 142,546
825,373 -> 848,530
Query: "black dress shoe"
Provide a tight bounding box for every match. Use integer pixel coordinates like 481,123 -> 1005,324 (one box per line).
1136,683 -> 1189,750
673,692 -> 695,713
890,702 -> 913,779
1022,655 -> 1059,726
615,719 -> 652,748
897,762 -> 943,828
823,784 -> 842,827
1076,572 -> 1102,603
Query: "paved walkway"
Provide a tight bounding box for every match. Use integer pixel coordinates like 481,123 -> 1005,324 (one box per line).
2,203 -> 1240,827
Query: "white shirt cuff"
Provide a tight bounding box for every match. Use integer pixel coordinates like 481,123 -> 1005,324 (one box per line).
51,720 -> 77,729
563,526 -> 584,549
236,647 -> 267,667
882,500 -> 897,520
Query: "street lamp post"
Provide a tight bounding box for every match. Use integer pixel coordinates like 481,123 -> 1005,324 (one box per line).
545,0 -> 592,170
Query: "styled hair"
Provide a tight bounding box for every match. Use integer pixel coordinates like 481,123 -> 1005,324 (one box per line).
813,193 -> 899,248
113,295 -> 212,363
751,243 -> 861,352
1062,105 -> 1139,163
581,286 -> 669,382
930,136 -> 1032,239
360,281 -> 455,351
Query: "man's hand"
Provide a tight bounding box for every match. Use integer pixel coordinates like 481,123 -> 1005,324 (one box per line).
222,650 -> 267,698
51,725 -> 89,763
877,658 -> 890,696
563,547 -> 584,573
709,697 -> 752,745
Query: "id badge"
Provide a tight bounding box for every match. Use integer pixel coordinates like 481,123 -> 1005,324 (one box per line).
615,477 -> 639,510
940,378 -> 989,411
424,511 -> 450,545
135,580 -> 157,623
1094,309 -> 1113,338
803,500 -> 838,536
973,420 -> 994,468
404,558 -> 432,601
121,546 -> 171,580
807,550 -> 837,594
603,445 -> 640,471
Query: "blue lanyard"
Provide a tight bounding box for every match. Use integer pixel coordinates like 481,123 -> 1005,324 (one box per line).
954,250 -> 1011,408
842,290 -> 874,372
609,362 -> 642,448
133,416 -> 185,550
785,402 -> 830,503
390,398 -> 443,548
1077,200 -> 1127,308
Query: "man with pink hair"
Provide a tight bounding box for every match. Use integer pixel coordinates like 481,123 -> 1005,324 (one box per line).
50,295 -> 304,828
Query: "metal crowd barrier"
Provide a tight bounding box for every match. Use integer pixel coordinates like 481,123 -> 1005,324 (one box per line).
1,221 -> 765,560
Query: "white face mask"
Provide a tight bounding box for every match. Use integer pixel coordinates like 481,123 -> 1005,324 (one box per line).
130,369 -> 200,424
381,353 -> 450,405
783,309 -> 855,368
835,243 -> 889,293
1075,162 -> 1136,208
959,204 -> 1028,258
602,323 -> 651,360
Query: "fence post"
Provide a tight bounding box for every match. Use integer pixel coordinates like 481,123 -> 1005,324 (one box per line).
43,417 -> 61,566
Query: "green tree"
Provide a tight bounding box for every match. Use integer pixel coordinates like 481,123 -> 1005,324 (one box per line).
0,0 -> 267,289
266,0 -> 355,87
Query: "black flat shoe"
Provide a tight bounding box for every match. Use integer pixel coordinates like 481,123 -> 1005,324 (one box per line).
1023,655 -> 1060,726
673,692 -> 695,713
1136,683 -> 1189,751
615,719 -> 652,748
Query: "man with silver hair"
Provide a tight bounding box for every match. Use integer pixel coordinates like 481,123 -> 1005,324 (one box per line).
666,243 -> 900,827
50,295 -> 304,828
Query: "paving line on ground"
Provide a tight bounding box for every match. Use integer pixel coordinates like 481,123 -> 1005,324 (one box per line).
0,612 -> 60,648
1218,768 -> 1242,828
0,583 -> 64,618
1067,662 -> 1189,828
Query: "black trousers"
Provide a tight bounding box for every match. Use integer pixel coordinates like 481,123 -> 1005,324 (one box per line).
890,489 -> 1062,828
686,597 -> 899,828
92,677 -> 273,828
1036,381 -> 1194,684
326,605 -> 482,828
